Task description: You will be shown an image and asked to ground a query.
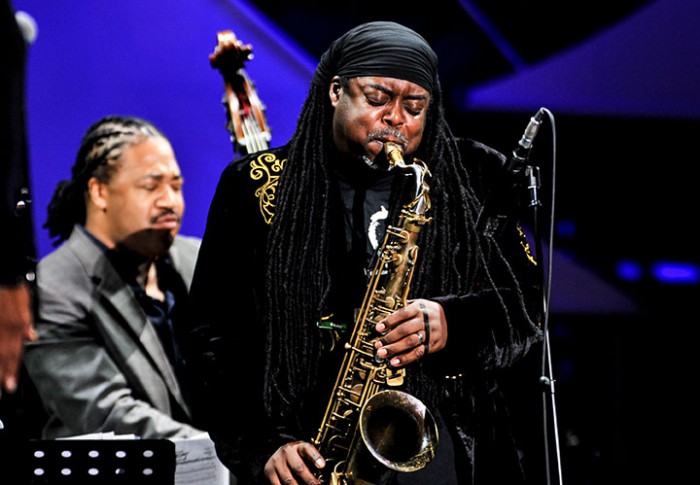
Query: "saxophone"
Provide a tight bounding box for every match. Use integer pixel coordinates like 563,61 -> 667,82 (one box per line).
312,142 -> 438,485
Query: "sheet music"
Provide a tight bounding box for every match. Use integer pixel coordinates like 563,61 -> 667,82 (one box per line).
172,432 -> 231,485
58,431 -> 138,440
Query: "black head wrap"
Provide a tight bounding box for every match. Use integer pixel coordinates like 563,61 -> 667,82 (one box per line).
312,21 -> 438,93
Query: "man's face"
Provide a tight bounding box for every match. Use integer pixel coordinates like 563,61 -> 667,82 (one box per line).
98,137 -> 184,258
329,76 -> 430,163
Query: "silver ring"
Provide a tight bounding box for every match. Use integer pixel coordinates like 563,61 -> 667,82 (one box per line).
416,332 -> 424,344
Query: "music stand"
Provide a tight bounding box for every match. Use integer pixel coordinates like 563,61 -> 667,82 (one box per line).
20,439 -> 175,484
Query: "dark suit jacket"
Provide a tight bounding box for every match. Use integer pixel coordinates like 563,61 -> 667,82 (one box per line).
24,227 -> 203,439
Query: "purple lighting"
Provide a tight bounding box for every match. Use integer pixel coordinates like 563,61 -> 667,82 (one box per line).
651,261 -> 699,284
616,260 -> 643,282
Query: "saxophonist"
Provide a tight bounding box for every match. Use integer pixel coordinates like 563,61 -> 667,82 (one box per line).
184,21 -> 544,485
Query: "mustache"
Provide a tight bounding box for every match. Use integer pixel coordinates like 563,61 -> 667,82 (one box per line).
368,129 -> 407,148
149,209 -> 181,225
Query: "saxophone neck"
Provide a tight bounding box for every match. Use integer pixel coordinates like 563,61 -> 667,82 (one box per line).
384,141 -> 406,169
384,142 -> 431,216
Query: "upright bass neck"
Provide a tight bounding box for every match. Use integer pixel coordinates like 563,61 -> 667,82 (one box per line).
210,30 -> 271,156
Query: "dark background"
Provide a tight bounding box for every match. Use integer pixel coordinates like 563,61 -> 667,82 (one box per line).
10,0 -> 699,482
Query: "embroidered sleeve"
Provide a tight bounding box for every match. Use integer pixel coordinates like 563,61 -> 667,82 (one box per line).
249,152 -> 286,224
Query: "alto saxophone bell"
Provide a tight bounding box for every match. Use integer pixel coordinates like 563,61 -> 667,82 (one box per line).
359,390 -> 439,472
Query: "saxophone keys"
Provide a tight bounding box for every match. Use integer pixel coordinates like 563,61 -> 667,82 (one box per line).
386,368 -> 406,386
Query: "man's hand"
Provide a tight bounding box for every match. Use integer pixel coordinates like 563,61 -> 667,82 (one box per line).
374,298 -> 447,367
0,283 -> 36,395
264,440 -> 325,485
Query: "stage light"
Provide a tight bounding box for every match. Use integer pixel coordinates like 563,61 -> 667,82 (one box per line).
651,261 -> 699,285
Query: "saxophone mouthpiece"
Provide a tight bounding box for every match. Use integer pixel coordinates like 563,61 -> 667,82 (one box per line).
384,142 -> 405,169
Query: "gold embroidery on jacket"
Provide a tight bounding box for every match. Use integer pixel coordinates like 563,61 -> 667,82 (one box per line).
250,152 -> 286,224
517,225 -> 537,266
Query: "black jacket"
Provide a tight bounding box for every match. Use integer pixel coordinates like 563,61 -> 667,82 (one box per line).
184,139 -> 544,484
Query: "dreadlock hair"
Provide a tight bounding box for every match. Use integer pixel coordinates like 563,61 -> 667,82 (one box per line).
261,78 -> 335,417
260,64 -> 526,418
44,115 -> 165,246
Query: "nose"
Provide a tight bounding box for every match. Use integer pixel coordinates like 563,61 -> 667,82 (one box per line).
156,185 -> 180,208
382,101 -> 405,127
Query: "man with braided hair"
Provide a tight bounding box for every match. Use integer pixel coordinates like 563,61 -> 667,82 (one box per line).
185,21 -> 544,484
22,115 -> 204,440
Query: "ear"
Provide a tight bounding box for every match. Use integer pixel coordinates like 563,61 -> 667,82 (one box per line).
329,76 -> 342,106
87,177 -> 108,212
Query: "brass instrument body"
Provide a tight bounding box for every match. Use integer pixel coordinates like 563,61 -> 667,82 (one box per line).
313,143 -> 438,484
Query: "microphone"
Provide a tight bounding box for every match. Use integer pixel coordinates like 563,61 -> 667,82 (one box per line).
506,108 -> 545,175
477,107 -> 547,234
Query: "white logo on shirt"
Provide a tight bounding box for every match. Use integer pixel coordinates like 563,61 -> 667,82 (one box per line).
368,205 -> 389,251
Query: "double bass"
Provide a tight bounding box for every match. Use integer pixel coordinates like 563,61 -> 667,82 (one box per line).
210,30 -> 271,156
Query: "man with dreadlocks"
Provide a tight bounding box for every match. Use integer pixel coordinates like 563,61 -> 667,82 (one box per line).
22,115 -> 205,440
184,21 -> 544,484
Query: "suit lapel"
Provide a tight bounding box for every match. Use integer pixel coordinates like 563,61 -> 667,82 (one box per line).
67,228 -> 191,416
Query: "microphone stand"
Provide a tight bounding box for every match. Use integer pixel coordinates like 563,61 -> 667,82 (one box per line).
521,161 -> 564,485
479,107 -> 564,485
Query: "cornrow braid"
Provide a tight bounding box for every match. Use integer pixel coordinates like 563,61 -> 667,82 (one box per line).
43,115 -> 164,245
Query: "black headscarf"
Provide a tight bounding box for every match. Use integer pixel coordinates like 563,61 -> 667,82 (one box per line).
312,20 -> 438,92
